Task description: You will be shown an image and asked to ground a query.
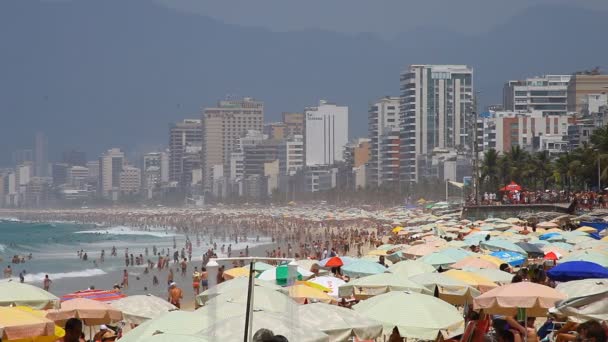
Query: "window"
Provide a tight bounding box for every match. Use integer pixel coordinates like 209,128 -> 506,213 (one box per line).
515,91 -> 527,96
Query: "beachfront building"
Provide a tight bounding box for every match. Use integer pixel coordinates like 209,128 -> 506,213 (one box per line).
168,119 -> 202,186
201,97 -> 264,192
119,165 -> 141,195
282,112 -> 305,138
143,151 -> 169,199
98,148 -> 124,200
399,64 -> 474,183
368,96 -> 400,187
503,75 -> 571,116
480,110 -> 574,154
567,72 -> 608,113
304,100 -> 349,167
51,163 -> 69,187
67,165 -> 89,188
34,132 -> 48,177
304,165 -> 338,192
278,135 -> 304,177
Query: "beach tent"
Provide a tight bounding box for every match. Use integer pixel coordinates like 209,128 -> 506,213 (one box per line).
547,261 -> 608,281
110,294 -> 177,325
60,289 -> 126,303
0,306 -> 57,342
195,277 -> 287,306
338,273 -> 430,299
46,298 -> 123,325
473,282 -> 566,316
197,311 -> 329,342
353,291 -> 465,340
298,302 -> 383,342
409,272 -> 481,305
0,282 -> 60,310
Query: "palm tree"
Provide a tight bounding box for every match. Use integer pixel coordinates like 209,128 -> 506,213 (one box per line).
480,149 -> 499,192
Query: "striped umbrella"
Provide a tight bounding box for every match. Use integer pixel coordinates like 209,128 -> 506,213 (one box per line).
60,289 -> 126,303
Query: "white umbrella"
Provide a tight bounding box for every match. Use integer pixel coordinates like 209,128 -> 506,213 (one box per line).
195,277 -> 287,306
298,303 -> 383,341
110,294 -> 177,325
555,278 -> 608,298
307,276 -> 346,298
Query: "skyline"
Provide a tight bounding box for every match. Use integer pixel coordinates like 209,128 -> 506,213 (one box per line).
1,0 -> 608,166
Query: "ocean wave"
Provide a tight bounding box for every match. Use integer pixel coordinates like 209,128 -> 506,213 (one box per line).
74,226 -> 177,238
22,268 -> 107,283
0,244 -> 5,252
0,217 -> 20,222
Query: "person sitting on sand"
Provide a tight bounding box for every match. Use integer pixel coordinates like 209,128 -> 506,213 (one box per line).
168,282 -> 182,308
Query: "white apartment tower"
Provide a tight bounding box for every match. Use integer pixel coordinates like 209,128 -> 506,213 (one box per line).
98,148 -> 124,198
368,96 -> 400,187
503,75 -> 571,116
304,100 -> 349,166
279,135 -> 304,176
400,65 -> 474,183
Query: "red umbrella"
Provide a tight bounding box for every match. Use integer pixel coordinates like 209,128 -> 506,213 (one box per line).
60,289 -> 126,303
544,252 -> 560,261
324,256 -> 344,268
500,181 -> 522,192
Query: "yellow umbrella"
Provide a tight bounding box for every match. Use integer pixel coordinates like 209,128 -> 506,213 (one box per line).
367,249 -> 389,256
11,307 -> 65,342
223,267 -> 250,280
288,284 -> 335,304
575,226 -> 598,233
601,236 -> 608,242
0,307 -> 57,342
479,254 -> 505,267
444,270 -> 498,293
295,280 -> 331,293
392,226 -> 404,233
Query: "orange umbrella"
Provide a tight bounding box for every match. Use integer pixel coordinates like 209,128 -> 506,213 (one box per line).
46,298 -> 123,325
473,282 -> 567,316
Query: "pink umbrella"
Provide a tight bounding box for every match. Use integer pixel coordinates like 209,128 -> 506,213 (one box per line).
404,244 -> 439,258
473,282 -> 567,316
46,298 -> 123,325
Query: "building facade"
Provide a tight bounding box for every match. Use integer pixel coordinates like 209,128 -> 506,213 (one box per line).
282,112 -> 305,138
304,100 -> 349,166
99,148 -> 125,198
168,119 -> 202,184
119,165 -> 141,195
567,73 -> 608,113
400,65 -> 474,183
368,96 -> 400,187
503,75 -> 571,115
278,135 -> 304,176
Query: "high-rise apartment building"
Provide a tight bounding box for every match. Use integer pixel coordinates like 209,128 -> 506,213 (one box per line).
119,165 -> 141,194
201,97 -> 264,190
503,75 -> 570,115
368,96 -> 400,186
567,73 -> 608,113
143,152 -> 169,193
99,148 -> 124,198
169,119 -> 202,184
400,65 -> 474,183
282,112 -> 305,138
67,166 -> 89,188
304,100 -> 349,166
34,132 -> 48,177
278,135 -> 304,176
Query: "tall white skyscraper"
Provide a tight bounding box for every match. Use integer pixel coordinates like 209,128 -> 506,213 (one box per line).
400,65 -> 474,182
368,96 -> 400,187
304,100 -> 349,166
98,148 -> 124,198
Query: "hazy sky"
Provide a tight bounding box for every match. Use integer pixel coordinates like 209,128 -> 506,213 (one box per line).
156,0 -> 608,37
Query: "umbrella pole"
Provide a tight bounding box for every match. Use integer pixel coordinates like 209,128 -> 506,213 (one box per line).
244,260 -> 255,342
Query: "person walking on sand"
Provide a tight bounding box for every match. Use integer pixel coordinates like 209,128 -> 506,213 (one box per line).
167,268 -> 174,286
122,269 -> 129,289
168,282 -> 182,308
43,274 -> 52,291
200,267 -> 208,291
192,267 -> 201,295
180,258 -> 187,277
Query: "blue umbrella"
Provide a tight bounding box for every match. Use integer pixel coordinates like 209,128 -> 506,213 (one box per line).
539,232 -> 562,240
490,251 -> 526,266
547,261 -> 608,281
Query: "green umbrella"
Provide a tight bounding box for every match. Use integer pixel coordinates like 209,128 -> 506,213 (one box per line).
353,291 -> 465,340
419,252 -> 458,269
480,239 -> 528,255
409,272 -> 481,305
341,260 -> 388,278
195,277 -> 287,306
298,303 -> 383,341
119,311 -> 204,342
388,260 -> 436,277
0,282 -> 60,309
338,273 -> 431,298
204,285 -> 298,313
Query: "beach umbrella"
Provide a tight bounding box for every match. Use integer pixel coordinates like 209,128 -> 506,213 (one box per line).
258,265 -> 313,285
298,302 -> 383,341
443,270 -> 498,292
451,256 -> 499,270
409,272 -> 481,305
341,259 -> 388,278
481,239 -> 527,255
544,251 -> 561,261
307,276 -> 345,298
10,306 -> 66,342
46,298 -> 123,325
489,251 -> 526,267
539,232 -> 564,241
0,282 -> 60,310
474,282 -> 567,316
555,278 -> 608,298
110,295 -> 177,325
60,289 -> 126,303
392,226 -> 404,233
118,311 -> 205,342
353,291 -> 465,340
0,307 -> 56,341
388,260 -> 436,277
404,244 -> 439,258
294,259 -> 320,272
576,226 -> 598,233
204,285 -> 297,313
196,277 -> 287,306
288,284 -> 335,304
559,251 -> 608,267
547,261 -> 608,281
338,273 -> 430,299
555,290 -> 608,323
537,221 -> 559,229
546,242 -> 574,252
222,266 -> 250,280
318,256 -> 346,268
514,242 -> 545,258
462,268 -> 513,284
244,261 -> 275,272
419,252 -> 457,269
197,311 -> 329,342
437,248 -> 474,261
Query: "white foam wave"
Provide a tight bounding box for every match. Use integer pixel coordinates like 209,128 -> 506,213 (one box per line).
0,244 -> 5,252
0,217 -> 20,222
22,268 -> 107,283
75,226 -> 177,238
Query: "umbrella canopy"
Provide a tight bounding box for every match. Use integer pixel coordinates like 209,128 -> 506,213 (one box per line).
537,221 -> 559,229
404,244 -> 439,257
338,273 -> 430,299
222,267 -> 250,280
409,273 -> 481,305
443,270 -> 498,292
555,278 -> 608,298
307,276 -> 345,298
481,239 -> 528,255
341,259 -> 388,278
547,261 -> 608,281
353,291 -> 464,340
288,285 -> 335,304
0,307 -> 56,341
0,282 -> 60,310
146,333 -> 211,342
451,256 -> 500,270
514,242 -> 545,258
294,259 -> 320,272
462,268 -> 513,284
204,285 -> 298,313
244,261 -> 275,272
110,295 -> 177,325
197,312 -> 329,342
559,251 -> 608,267
419,252 -> 457,269
387,260 -> 436,277
196,277 -> 287,306
576,226 -> 598,233
60,289 -> 126,303
436,248 -> 473,262
473,282 -> 566,316
489,251 -> 526,266
500,181 -> 521,191
46,298 -> 123,325
544,251 -> 561,260
257,265 -> 313,285
555,291 -> 608,323
319,256 -> 345,268
10,306 -> 65,342
298,302 -> 383,342
118,311 -> 205,342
